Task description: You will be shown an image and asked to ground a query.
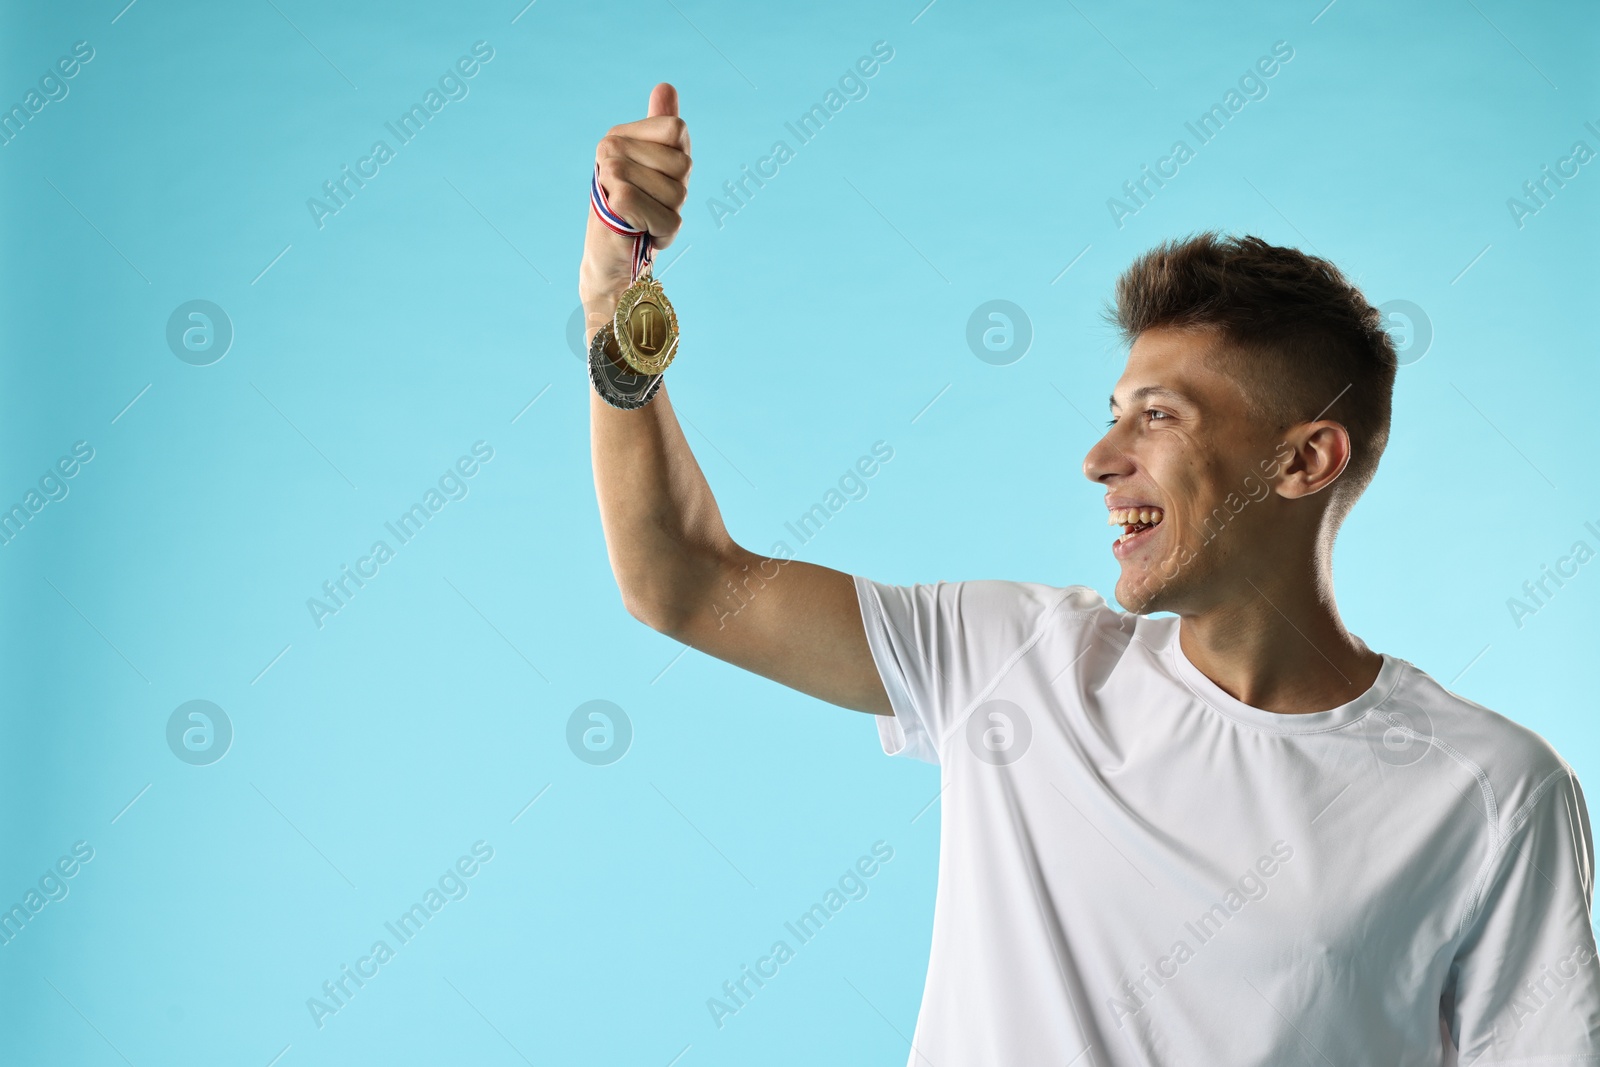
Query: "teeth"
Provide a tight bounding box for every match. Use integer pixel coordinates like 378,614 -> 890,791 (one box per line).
1106,507 -> 1164,526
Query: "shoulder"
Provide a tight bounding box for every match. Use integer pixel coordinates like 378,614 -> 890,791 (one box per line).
852,576 -> 1130,678
852,578 -> 1131,758
946,578 -> 1112,619
1389,658 -> 1577,827
853,575 -> 1116,630
1393,663 -> 1598,942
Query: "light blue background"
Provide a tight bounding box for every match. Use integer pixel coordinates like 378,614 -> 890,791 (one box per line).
1,0 -> 1595,1063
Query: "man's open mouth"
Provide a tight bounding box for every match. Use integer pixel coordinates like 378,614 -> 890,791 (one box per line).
1107,506 -> 1165,546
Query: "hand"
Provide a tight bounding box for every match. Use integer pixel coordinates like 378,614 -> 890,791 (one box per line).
578,82 -> 692,335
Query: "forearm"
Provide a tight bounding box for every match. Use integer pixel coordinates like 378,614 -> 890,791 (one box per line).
588,338 -> 733,633
579,89 -> 720,632
574,85 -> 891,716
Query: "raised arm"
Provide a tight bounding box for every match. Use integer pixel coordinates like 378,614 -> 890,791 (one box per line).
582,83 -> 890,717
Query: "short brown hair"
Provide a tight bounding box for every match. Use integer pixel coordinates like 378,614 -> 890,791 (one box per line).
1110,232 -> 1398,522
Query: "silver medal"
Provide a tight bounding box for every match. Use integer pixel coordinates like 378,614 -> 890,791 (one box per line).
588,320 -> 662,410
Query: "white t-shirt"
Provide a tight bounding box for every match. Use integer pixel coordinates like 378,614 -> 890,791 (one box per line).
854,575 -> 1600,1066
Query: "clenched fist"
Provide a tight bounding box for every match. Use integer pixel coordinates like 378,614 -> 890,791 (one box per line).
579,82 -> 692,342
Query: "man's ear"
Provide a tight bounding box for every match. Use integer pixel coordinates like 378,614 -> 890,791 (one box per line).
1272,421 -> 1351,500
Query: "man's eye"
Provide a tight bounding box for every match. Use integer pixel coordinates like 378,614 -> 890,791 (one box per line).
1107,409 -> 1171,425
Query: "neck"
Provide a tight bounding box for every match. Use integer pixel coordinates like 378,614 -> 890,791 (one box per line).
1176,553 -> 1382,715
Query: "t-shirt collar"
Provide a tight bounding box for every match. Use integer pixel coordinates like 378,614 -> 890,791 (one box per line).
1162,619 -> 1404,734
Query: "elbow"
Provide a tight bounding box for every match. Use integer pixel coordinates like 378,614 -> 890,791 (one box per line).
616,541 -> 734,638
620,586 -> 683,637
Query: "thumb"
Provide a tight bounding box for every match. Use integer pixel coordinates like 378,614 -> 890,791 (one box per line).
647,82 -> 679,118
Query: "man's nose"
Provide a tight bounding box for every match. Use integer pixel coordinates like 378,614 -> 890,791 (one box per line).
1083,426 -> 1135,484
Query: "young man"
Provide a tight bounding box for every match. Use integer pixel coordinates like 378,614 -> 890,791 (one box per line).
583,84 -> 1600,1064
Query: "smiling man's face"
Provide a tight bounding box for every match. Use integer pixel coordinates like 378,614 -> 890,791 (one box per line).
1083,325 -> 1298,616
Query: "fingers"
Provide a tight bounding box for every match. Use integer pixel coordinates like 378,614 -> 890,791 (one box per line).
596,134 -> 691,182
584,85 -> 690,262
596,154 -> 686,221
594,160 -> 682,244
606,114 -> 690,153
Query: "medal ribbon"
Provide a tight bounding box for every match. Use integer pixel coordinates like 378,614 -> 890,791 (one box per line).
590,162 -> 653,279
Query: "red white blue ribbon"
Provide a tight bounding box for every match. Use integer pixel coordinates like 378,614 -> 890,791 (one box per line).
591,162 -> 653,279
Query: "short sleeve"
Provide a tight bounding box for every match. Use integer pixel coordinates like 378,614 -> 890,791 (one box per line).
851,576 -> 1101,765
1446,767 -> 1600,1063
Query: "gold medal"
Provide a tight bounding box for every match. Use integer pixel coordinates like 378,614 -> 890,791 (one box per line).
613,270 -> 679,375
590,161 -> 681,380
